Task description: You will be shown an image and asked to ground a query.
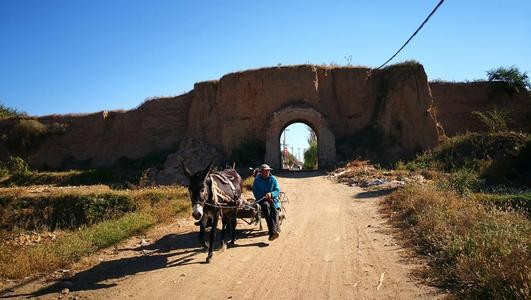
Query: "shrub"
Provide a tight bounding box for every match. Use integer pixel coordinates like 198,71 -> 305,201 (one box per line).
4,119 -> 48,154
487,65 -> 530,94
472,107 -> 511,133
0,102 -> 26,119
0,156 -> 31,176
414,132 -> 528,173
437,168 -> 482,196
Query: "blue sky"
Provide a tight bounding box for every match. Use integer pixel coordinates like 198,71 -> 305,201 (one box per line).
1,1 -> 530,159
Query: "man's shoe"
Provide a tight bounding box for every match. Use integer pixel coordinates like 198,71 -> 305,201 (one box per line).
268,232 -> 279,241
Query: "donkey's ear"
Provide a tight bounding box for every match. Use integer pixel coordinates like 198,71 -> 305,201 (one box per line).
181,161 -> 192,178
202,161 -> 213,177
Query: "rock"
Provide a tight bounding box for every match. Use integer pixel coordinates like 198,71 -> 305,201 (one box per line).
61,288 -> 70,294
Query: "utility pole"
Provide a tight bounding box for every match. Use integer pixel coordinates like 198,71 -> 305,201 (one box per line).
282,129 -> 289,169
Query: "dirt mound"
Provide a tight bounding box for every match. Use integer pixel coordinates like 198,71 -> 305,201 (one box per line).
147,138 -> 224,185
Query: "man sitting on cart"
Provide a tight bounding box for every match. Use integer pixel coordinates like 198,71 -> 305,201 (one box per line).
252,164 -> 281,241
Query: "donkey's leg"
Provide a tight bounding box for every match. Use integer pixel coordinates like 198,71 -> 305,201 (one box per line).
219,214 -> 228,252
207,211 -> 219,263
199,222 -> 208,249
229,208 -> 237,246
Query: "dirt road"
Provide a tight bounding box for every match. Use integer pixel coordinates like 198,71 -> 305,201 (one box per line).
5,172 -> 440,299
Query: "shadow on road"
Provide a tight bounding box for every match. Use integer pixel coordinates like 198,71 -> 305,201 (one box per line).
353,188 -> 397,199
2,228 -> 268,299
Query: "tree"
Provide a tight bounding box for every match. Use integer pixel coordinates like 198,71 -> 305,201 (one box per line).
303,142 -> 317,170
486,66 -> 530,94
303,126 -> 318,169
307,125 -> 317,144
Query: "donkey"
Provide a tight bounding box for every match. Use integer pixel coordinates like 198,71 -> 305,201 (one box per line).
181,161 -> 243,263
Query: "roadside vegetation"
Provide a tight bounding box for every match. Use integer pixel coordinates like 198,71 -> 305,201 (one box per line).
0,185 -> 189,279
0,102 -> 26,119
393,127 -> 530,298
0,143 -> 189,282
333,108 -> 530,298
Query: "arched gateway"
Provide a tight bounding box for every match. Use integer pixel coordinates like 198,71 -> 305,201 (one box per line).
265,105 -> 335,169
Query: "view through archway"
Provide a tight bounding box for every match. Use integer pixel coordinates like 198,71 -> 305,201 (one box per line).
279,122 -> 318,170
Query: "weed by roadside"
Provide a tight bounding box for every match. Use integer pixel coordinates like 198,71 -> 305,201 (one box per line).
383,185 -> 530,299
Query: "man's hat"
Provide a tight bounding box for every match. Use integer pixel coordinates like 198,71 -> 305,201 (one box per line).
260,164 -> 272,170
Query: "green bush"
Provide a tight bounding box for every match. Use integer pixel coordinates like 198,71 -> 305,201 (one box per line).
0,156 -> 31,176
414,132 -> 528,173
4,119 -> 47,156
3,119 -> 68,155
472,107 -> 511,133
438,168 -> 482,196
487,65 -> 530,94
0,193 -> 137,231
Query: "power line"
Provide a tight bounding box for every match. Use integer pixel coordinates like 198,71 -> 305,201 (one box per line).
376,0 -> 446,70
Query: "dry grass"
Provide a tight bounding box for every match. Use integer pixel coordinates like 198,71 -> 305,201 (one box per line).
0,213 -> 154,279
383,185 -> 530,298
242,176 -> 254,192
0,185 -> 190,279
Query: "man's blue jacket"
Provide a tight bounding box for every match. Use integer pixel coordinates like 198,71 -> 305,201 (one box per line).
252,175 -> 281,209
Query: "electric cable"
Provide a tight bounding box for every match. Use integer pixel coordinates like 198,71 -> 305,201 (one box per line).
376,0 -> 446,69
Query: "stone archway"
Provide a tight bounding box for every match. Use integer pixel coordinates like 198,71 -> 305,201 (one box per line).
265,105 -> 336,169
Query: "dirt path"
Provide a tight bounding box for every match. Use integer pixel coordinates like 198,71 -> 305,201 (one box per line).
4,173 -> 441,299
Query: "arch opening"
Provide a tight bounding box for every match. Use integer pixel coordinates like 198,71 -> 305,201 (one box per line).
265,105 -> 336,170
279,122 -> 318,170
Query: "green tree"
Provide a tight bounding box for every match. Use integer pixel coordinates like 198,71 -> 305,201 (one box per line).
487,66 -> 530,94
303,126 -> 318,169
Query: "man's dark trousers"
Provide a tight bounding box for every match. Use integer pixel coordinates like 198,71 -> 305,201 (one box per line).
261,201 -> 279,236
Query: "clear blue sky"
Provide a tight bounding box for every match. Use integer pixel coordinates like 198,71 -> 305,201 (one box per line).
1,1 -> 530,157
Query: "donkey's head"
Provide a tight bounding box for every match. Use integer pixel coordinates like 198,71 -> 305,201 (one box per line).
182,161 -> 213,220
